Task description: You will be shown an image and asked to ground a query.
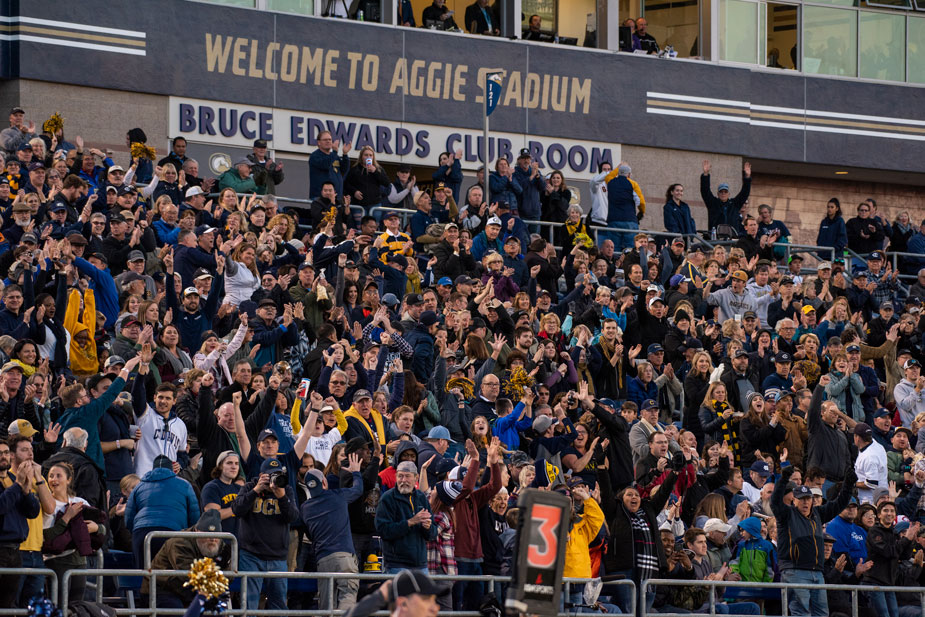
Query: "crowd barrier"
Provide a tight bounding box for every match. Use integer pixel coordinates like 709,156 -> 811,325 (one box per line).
641,577 -> 925,617
54,568 -> 633,617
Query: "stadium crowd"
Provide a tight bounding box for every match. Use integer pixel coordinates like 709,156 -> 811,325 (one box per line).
2,105 -> 925,617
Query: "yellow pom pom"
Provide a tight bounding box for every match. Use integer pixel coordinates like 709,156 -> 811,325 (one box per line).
42,112 -> 64,135
183,557 -> 229,600
130,142 -> 157,161
502,366 -> 535,401
445,377 -> 474,400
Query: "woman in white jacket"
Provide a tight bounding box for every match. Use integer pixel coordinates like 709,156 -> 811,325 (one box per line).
193,314 -> 250,392
223,241 -> 261,307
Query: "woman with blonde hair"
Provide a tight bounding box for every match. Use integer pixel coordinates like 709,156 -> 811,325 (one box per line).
538,312 -> 566,352
267,213 -> 295,241
224,242 -> 261,307
683,351 -> 714,446
344,146 -> 390,209
194,315 -> 250,392
698,381 -> 741,466
693,492 -> 728,528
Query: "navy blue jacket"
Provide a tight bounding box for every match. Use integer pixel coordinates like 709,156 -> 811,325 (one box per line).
0,476 -> 40,544
175,245 -> 217,289
512,166 -> 545,219
375,486 -> 436,570
431,159 -> 463,202
817,215 -> 848,254
300,470 -> 363,559
663,200 -> 696,235
308,149 -> 350,198
404,324 -> 435,384
488,172 -> 523,212
165,271 -> 223,352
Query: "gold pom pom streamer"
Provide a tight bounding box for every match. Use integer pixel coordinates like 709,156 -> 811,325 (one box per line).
573,232 -> 594,250
184,557 -> 229,600
322,206 -> 337,225
502,366 -> 535,402
131,142 -> 157,161
42,112 -> 64,135
445,377 -> 474,400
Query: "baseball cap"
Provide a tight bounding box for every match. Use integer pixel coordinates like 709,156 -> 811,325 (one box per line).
647,297 -> 665,308
387,254 -> 407,269
353,389 -> 372,403
405,293 -> 423,306
532,415 -> 558,434
17,142 -> 31,151
853,422 -> 873,439
731,270 -> 748,282
880,301 -> 894,310
426,425 -> 455,443
257,297 -> 276,308
259,457 -> 283,474
235,158 -> 253,167
486,216 -> 503,227
420,311 -> 439,327
775,390 -> 794,402
873,408 -> 891,419
904,358 -> 921,369
183,286 -> 200,297
195,225 -> 218,235
20,233 -> 38,245
454,275 -> 474,286
152,455 -> 174,470
743,310 -> 757,320
380,293 -> 400,307
437,277 -> 453,286
391,569 -> 443,600
120,318 -> 141,330
801,305 -> 816,315
257,429 -> 278,442
717,183 -> 730,192
647,344 -> 664,354
704,518 -> 731,533
774,352 -> 792,363
846,344 -> 861,353
27,162 -> 45,172
104,355 -> 126,369
304,468 -> 326,498
384,210 -> 400,220
127,250 -> 145,263
818,261 -> 832,270
642,399 -> 658,411
734,349 -> 750,359
10,107 -> 24,115
869,251 -> 884,261
792,485 -> 813,500
749,460 -> 771,477
7,419 -> 36,438
185,186 -> 204,198
194,268 -> 213,280
253,139 -> 268,148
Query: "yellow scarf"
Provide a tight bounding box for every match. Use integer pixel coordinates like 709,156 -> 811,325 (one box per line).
11,360 -> 35,377
344,405 -> 387,446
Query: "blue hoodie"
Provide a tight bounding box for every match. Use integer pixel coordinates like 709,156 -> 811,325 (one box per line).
124,468 -> 200,531
826,512 -> 867,563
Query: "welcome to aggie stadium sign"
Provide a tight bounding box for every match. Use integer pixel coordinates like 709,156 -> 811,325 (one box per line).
6,0 -> 925,173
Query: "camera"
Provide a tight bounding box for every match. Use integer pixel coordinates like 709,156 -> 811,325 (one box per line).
269,469 -> 288,489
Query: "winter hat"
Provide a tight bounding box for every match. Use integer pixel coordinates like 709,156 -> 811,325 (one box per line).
435,480 -> 463,505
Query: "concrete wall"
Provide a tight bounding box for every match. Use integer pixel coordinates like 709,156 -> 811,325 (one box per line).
622,144 -> 743,233
5,80 -> 168,164
750,173 -> 925,250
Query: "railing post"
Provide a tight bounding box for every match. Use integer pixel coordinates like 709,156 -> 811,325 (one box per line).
709,581 -> 716,615
852,588 -> 859,617
61,569 -> 70,612
782,585 -> 789,616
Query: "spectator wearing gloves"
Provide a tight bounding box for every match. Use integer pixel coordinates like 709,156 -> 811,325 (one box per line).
124,454 -> 200,568
375,460 -> 437,573
231,457 -> 300,611
301,451 -> 365,612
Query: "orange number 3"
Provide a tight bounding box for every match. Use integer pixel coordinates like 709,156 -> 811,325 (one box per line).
527,504 -> 561,568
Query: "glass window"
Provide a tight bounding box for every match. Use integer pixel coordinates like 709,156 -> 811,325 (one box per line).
766,3 -> 799,69
859,11 -> 904,81
644,0 -> 702,57
201,0 -> 255,6
803,6 -> 857,76
719,0 -> 757,63
910,16 -> 925,82
267,0 -> 313,14
865,0 -> 911,9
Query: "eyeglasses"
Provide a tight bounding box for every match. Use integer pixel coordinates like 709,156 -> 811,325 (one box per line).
329,380 -> 347,385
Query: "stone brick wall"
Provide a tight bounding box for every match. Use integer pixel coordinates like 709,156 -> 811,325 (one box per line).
749,173 -> 925,249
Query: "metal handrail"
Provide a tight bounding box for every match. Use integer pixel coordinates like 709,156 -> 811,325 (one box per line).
0,568 -> 58,615
641,577 -> 925,617
143,531 -> 239,570
60,568 -> 625,616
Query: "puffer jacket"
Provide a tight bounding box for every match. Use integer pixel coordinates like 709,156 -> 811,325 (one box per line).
863,522 -> 913,586
124,468 -> 200,531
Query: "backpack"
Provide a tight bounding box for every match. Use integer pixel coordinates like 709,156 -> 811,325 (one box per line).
67,602 -> 116,617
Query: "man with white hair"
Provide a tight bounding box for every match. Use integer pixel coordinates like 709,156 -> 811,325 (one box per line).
375,460 -> 436,573
42,427 -> 106,509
